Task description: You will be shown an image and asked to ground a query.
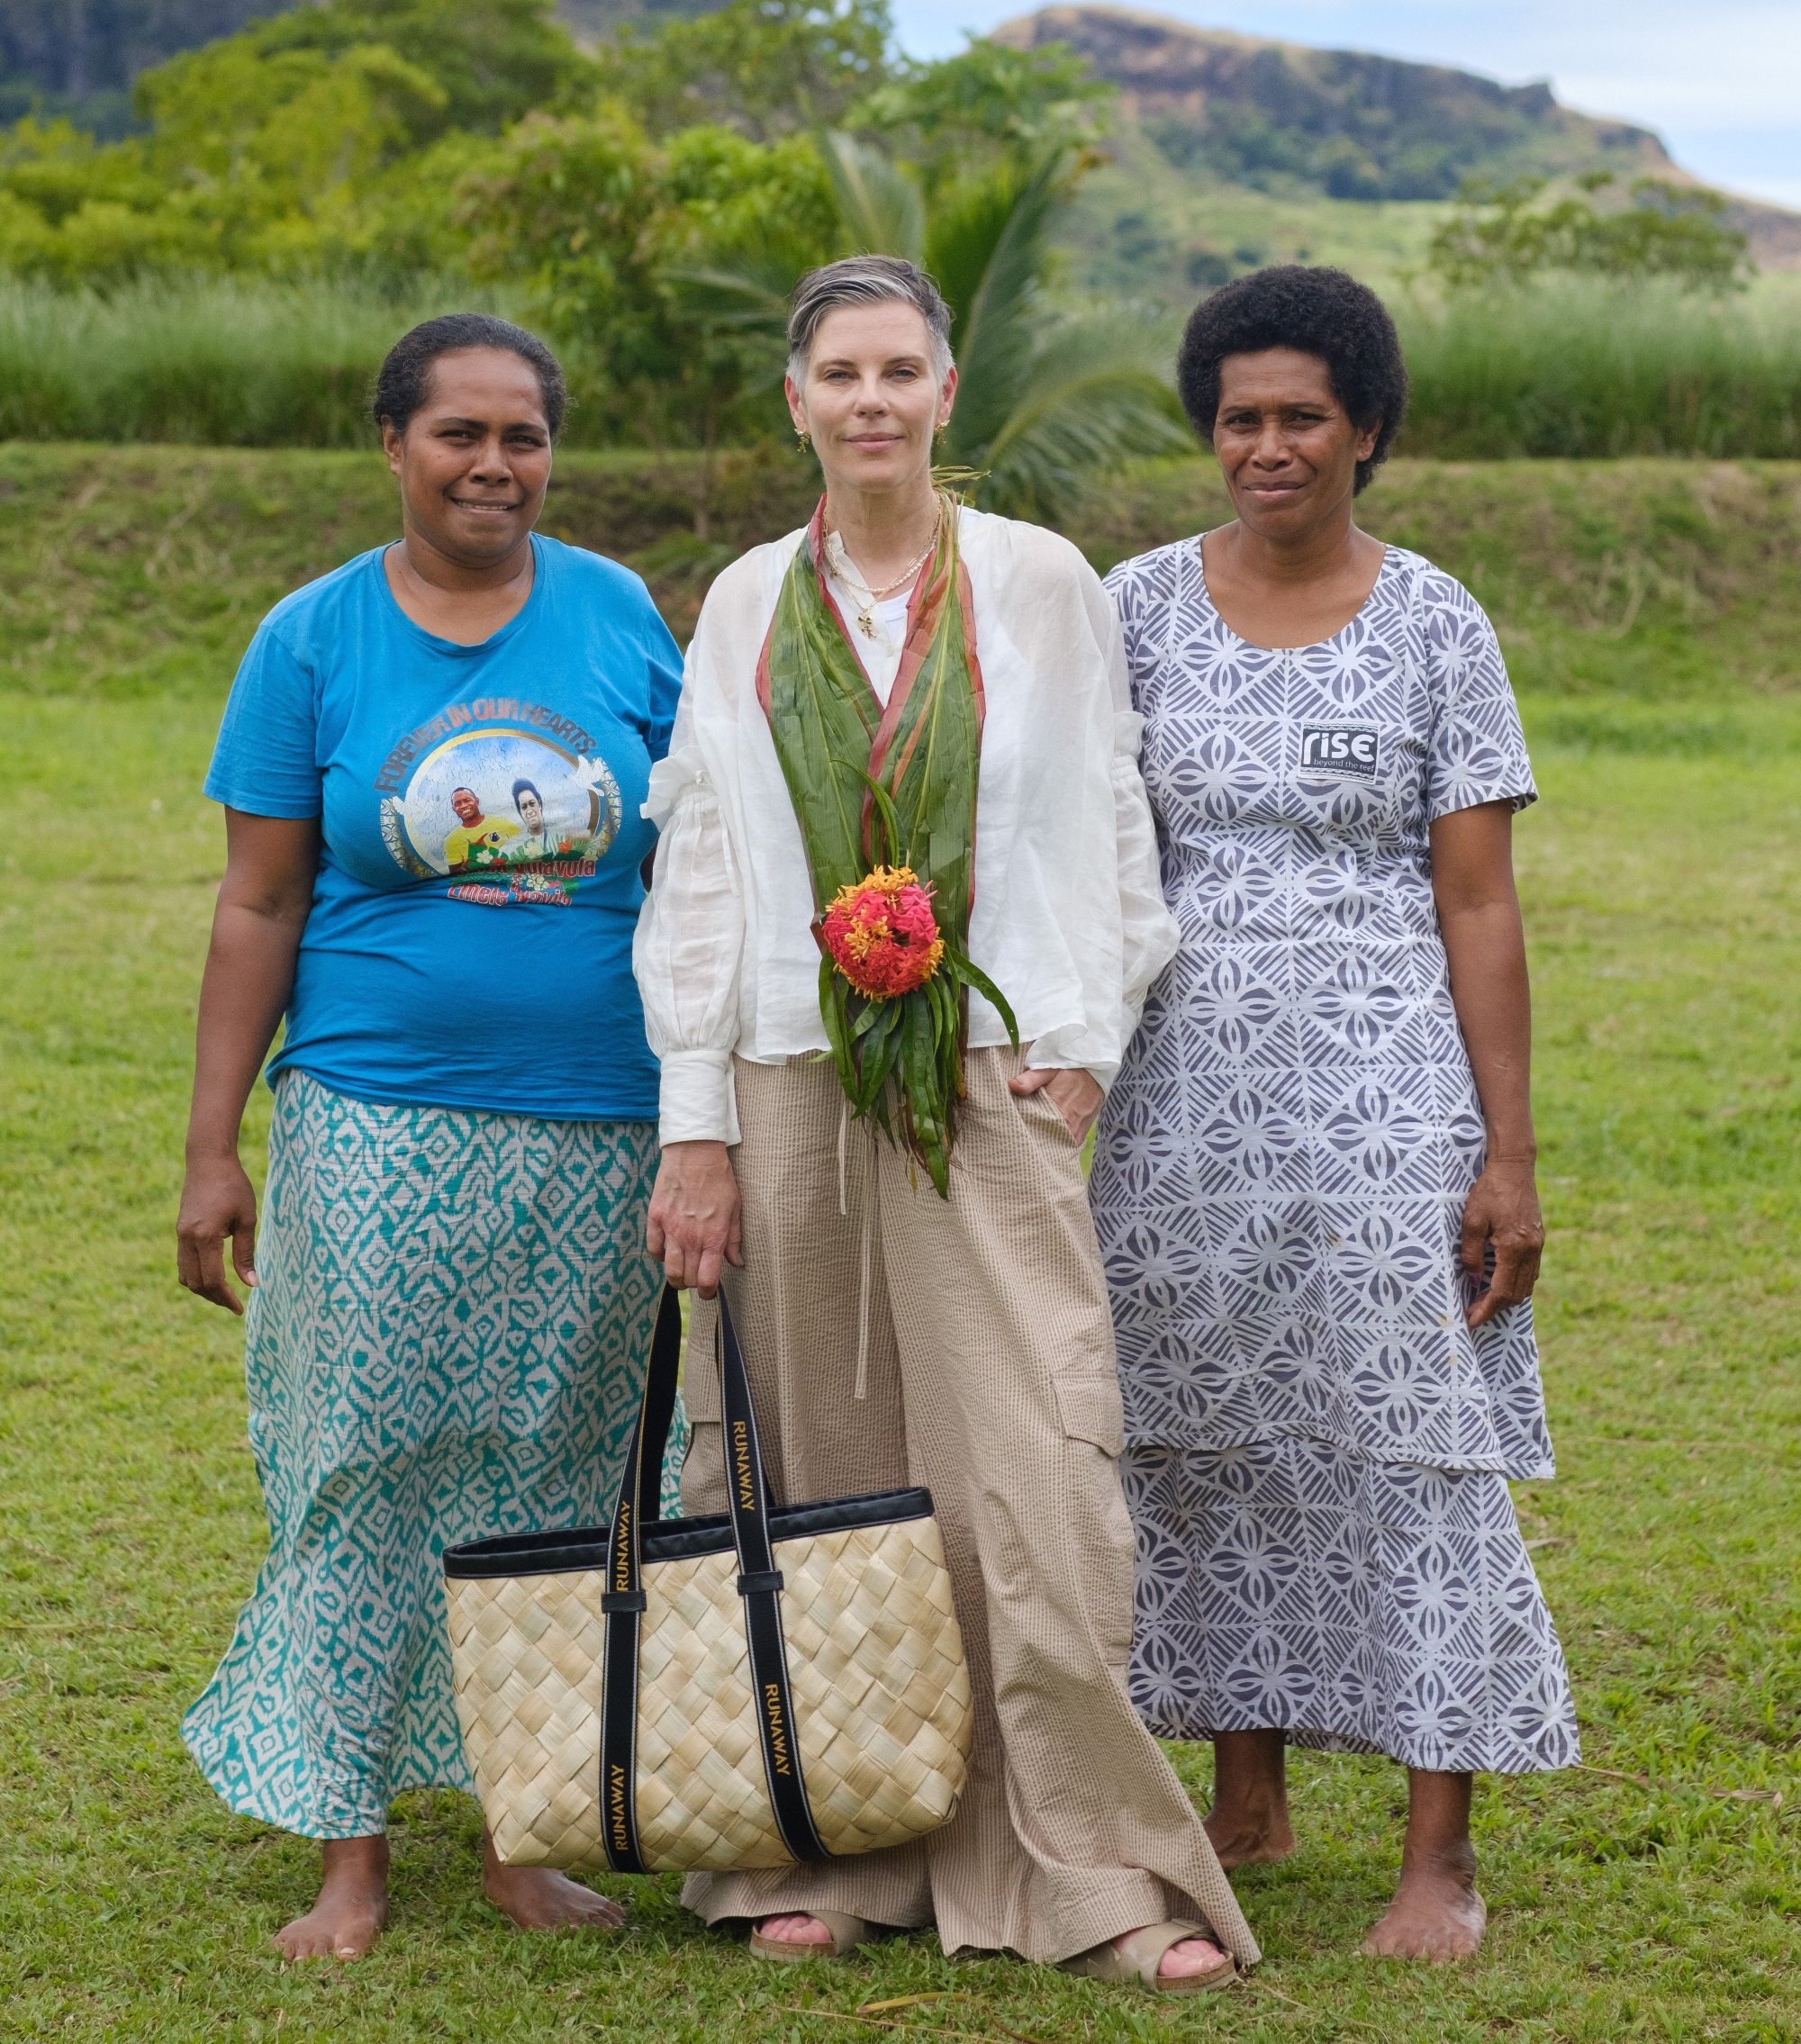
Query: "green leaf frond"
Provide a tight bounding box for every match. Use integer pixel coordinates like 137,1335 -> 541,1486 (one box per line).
661,258 -> 792,335
961,312 -> 1189,519
930,148 -> 1071,450
820,130 -> 924,263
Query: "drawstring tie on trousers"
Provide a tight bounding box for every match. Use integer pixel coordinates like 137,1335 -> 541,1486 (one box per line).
837,1099 -> 875,1402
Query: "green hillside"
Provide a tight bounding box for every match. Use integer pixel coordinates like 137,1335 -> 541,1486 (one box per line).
1057,121 -> 1446,298
1000,5 -> 1801,296
996,3 -> 1671,205
8,0 -> 1797,310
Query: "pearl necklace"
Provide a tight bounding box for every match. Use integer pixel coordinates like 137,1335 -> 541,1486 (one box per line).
824,517 -> 940,639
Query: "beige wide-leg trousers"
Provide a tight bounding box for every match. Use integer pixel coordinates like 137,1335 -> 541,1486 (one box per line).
679,1050 -> 1258,1967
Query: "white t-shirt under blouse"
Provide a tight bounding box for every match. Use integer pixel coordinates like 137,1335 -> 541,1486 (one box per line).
837,584 -> 910,701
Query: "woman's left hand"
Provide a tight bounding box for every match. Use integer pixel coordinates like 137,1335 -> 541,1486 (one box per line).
1009,1064 -> 1105,1144
1459,1157 -> 1544,1328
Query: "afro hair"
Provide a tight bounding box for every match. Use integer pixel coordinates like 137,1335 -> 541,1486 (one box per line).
1176,266 -> 1408,494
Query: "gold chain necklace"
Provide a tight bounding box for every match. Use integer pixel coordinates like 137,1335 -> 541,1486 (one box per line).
825,515 -> 941,638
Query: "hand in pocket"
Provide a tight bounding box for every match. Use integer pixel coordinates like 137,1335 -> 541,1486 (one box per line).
1009,1064 -> 1103,1143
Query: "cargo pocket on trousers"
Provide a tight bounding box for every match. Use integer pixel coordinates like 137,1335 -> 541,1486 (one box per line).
1053,1374 -> 1136,1667
1053,1374 -> 1125,1457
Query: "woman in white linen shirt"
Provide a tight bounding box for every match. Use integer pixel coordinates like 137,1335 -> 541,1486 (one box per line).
633,257 -> 1259,1992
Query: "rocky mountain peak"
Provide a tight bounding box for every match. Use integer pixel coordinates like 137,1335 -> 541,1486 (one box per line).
992,5 -> 1672,202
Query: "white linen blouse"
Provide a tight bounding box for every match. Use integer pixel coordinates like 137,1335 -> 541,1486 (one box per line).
633,506 -> 1181,1144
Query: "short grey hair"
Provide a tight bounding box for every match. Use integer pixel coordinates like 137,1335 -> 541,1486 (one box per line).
786,256 -> 955,386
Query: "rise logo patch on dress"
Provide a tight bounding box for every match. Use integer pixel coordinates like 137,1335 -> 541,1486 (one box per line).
1299,725 -> 1380,778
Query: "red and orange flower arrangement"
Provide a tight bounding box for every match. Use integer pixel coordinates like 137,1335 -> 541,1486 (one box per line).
820,865 -> 946,999
814,839 -> 1016,1195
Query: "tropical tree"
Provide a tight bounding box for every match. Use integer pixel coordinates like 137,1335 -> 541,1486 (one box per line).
594,0 -> 892,143
0,0 -> 591,284
857,36 -> 1111,199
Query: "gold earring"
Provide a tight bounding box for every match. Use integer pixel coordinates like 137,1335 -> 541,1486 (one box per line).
796,428 -> 810,451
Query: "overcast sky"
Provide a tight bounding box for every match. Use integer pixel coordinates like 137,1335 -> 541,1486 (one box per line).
890,1 -> 1801,211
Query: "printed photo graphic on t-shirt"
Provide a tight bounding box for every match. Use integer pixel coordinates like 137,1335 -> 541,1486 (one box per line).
376,709 -> 622,907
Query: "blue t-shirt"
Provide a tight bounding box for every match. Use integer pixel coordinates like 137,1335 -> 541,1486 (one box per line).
205,535 -> 683,1122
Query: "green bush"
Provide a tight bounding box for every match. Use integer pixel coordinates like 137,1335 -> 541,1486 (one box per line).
1393,278 -> 1801,458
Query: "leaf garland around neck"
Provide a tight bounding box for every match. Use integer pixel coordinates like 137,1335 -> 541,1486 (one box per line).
755,490 -> 1017,1196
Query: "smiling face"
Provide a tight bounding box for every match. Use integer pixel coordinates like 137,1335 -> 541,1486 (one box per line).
516,787 -> 545,834
785,302 -> 956,502
383,348 -> 553,570
1212,348 -> 1380,546
449,786 -> 483,827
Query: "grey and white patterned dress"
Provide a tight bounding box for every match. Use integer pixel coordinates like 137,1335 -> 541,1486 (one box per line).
1090,539 -> 1579,1776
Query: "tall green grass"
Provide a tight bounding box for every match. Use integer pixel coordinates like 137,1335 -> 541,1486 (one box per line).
4,272 -> 1801,455
0,278 -> 493,447
1393,277 -> 1801,459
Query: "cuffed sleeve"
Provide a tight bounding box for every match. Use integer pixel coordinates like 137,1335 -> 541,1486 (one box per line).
634,708 -> 746,1145
1023,1028 -> 1118,1093
655,1045 -> 740,1146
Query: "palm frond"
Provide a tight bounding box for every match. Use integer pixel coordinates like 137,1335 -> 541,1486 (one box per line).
821,131 -> 926,263
934,149 -> 1073,457
972,315 -> 1191,520
662,257 -> 794,337
922,164 -> 1023,337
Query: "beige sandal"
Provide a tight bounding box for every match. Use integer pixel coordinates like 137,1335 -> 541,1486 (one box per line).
1061,1920 -> 1239,1995
749,1911 -> 871,1962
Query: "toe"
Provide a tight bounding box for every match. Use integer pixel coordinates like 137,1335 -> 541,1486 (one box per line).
275,1924 -> 341,1962
1158,1937 -> 1228,1980
759,1914 -> 831,1947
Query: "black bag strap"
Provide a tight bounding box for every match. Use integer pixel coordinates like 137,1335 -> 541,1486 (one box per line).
634,1286 -> 683,1527
716,1286 -> 830,1864
595,1283 -> 683,1874
596,1284 -> 831,1873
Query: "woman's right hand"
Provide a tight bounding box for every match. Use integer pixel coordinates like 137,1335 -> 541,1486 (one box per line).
647,1141 -> 743,1298
176,1151 -> 260,1314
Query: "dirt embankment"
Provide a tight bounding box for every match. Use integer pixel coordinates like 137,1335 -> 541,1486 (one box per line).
3,444 -> 1798,694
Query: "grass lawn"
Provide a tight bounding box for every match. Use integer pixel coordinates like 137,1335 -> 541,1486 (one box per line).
2,454 -> 1798,2039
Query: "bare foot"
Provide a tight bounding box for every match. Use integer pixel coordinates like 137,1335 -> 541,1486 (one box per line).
482,1831 -> 625,1932
1359,1844 -> 1487,1962
1204,1809 -> 1298,1869
274,1835 -> 389,1961
757,1913 -> 835,1948
1115,1925 -> 1232,1983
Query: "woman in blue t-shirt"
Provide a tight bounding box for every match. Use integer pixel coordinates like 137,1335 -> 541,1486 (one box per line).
175,314 -> 683,1960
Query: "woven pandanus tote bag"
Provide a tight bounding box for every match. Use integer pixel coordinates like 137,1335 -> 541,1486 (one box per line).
443,1286 -> 973,1873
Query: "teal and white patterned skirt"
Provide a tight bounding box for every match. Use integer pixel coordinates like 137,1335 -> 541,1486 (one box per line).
183,1071 -> 684,1839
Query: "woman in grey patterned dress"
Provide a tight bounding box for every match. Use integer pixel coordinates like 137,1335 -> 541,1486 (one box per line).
1091,267 -> 1578,1960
